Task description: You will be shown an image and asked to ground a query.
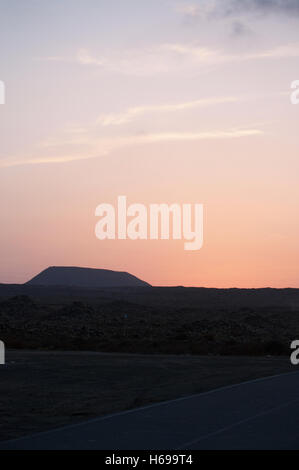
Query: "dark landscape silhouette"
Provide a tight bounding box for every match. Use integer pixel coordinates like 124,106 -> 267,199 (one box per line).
0,267 -> 297,444
0,266 -> 298,356
27,266 -> 150,288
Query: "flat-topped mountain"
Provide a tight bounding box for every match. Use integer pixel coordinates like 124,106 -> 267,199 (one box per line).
26,266 -> 150,288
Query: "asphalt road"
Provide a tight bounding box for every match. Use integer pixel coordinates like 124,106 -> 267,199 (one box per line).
1,371 -> 299,450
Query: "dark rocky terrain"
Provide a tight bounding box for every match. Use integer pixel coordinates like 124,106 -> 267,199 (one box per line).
0,283 -> 298,355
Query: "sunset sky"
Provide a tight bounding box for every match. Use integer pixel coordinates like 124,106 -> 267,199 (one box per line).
0,0 -> 299,287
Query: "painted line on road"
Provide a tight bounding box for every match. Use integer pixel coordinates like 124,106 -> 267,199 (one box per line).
1,369 -> 298,445
176,395 -> 299,449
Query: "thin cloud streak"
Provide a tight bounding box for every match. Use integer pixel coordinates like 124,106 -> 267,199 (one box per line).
97,96 -> 238,126
0,128 -> 264,169
38,42 -> 299,77
163,42 -> 299,62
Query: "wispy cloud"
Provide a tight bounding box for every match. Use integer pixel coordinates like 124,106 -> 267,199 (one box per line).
176,3 -> 203,18
162,42 -> 299,62
38,41 -> 299,77
0,127 -> 263,168
97,96 -> 238,126
176,2 -> 218,20
228,0 -> 299,17
76,48 -> 105,67
177,0 -> 299,20
0,154 -> 91,168
176,1 -> 299,36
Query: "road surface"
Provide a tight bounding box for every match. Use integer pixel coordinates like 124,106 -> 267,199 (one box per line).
1,371 -> 299,450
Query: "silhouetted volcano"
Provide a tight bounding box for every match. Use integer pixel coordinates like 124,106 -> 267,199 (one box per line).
26,267 -> 150,288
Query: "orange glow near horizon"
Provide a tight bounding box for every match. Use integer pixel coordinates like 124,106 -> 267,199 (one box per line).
1,134 -> 299,288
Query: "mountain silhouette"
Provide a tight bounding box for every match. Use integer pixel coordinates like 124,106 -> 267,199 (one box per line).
26,266 -> 150,288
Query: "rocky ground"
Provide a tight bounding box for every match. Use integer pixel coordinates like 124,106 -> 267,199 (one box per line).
0,289 -> 298,355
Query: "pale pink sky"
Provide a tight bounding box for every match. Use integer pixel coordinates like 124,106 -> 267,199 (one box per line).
0,0 -> 299,287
